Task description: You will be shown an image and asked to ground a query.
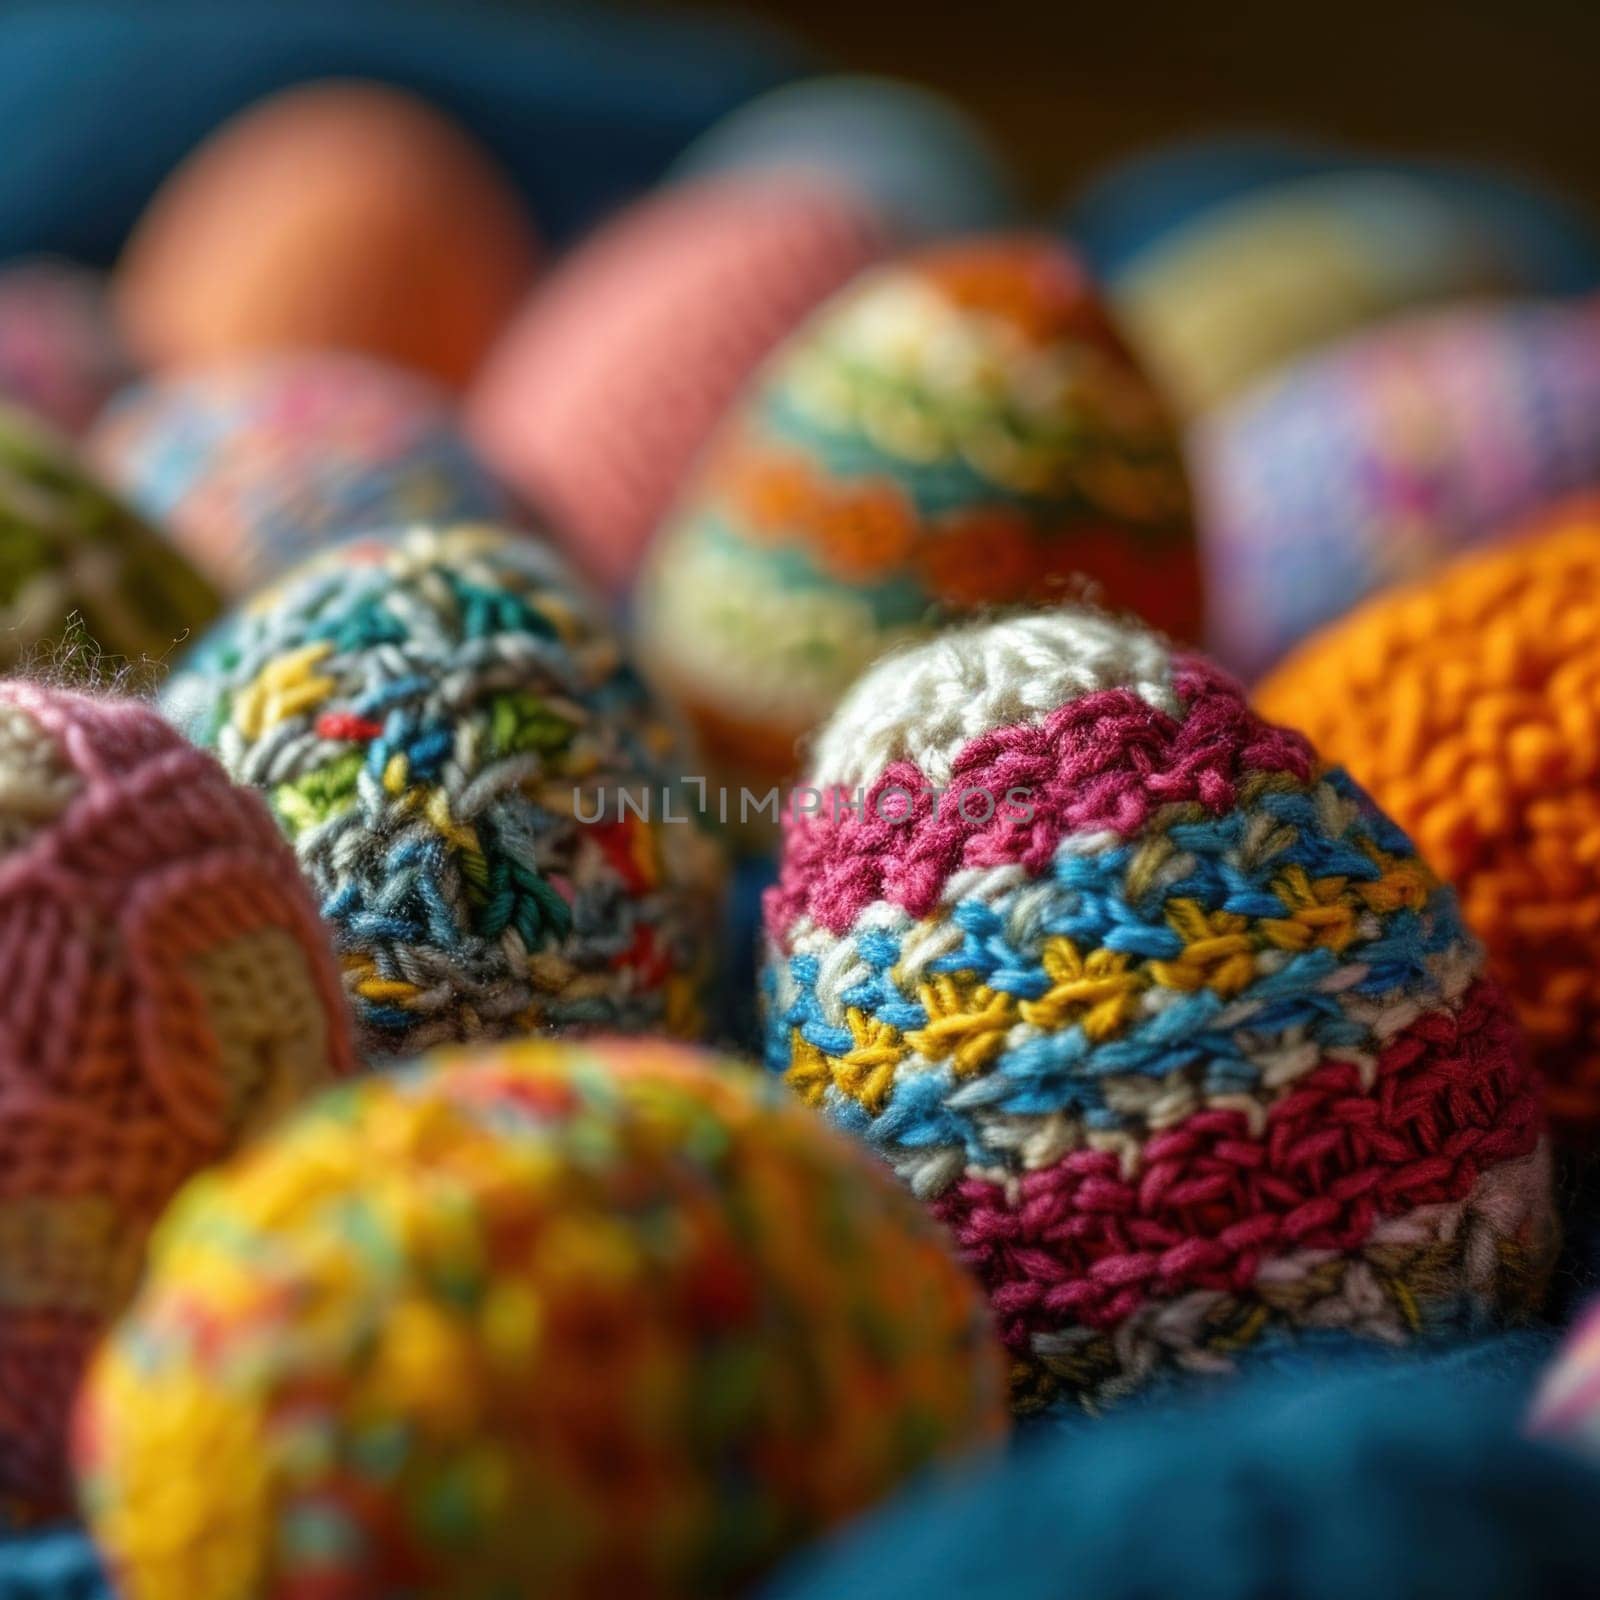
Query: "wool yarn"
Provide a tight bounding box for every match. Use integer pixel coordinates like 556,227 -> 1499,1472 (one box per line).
114,81 -> 537,388
1255,500 -> 1600,1135
0,681 -> 355,1518
467,175 -> 891,596
0,261 -> 128,438
163,524 -> 726,1057
90,352 -> 512,597
761,608 -> 1555,1413
74,1037 -> 1008,1599
1111,169 -> 1522,417
771,1329 -> 1600,1600
0,404 -> 218,680
668,75 -> 1019,241
1196,299 -> 1600,680
637,236 -> 1200,791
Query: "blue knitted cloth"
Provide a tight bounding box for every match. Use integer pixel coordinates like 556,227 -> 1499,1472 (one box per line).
765,1328 -> 1600,1600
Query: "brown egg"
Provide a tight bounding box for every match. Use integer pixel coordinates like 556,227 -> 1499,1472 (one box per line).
115,81 -> 537,389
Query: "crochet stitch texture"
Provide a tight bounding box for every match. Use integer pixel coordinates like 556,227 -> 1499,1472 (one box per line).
91,352 -> 510,597
0,404 -> 218,679
637,235 -> 1199,786
164,524 -> 726,1057
0,681 -> 354,1517
1257,500 -> 1600,1135
75,1038 -> 1008,1599
763,609 -> 1555,1411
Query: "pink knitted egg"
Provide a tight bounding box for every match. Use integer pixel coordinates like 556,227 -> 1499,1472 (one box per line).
0,682 -> 355,1518
467,174 -> 891,595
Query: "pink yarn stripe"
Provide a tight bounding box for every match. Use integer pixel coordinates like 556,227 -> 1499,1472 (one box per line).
768,655 -> 1313,938
928,980 -> 1538,1351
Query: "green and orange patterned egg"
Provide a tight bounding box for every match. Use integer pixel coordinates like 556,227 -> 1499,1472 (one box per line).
635,235 -> 1199,790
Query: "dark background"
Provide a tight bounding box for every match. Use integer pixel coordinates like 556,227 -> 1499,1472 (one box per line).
650,0 -> 1600,215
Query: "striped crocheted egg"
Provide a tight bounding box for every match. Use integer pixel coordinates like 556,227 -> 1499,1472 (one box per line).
1196,299 -> 1600,680
467,174 -> 891,597
0,404 -> 218,680
636,236 -> 1199,791
1255,499 -> 1600,1136
75,1038 -> 1007,1599
762,609 -> 1555,1414
90,352 -> 511,597
0,260 -> 129,437
0,682 -> 354,1520
163,525 -> 726,1057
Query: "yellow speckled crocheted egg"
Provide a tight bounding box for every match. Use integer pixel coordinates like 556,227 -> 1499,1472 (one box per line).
75,1037 -> 1007,1599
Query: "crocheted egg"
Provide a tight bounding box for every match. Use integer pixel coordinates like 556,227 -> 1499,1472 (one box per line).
668,75 -> 1019,240
163,525 -> 726,1057
1196,299 -> 1600,680
90,352 -> 512,596
75,1037 -> 1007,1598
1072,140 -> 1600,296
467,175 -> 890,596
0,260 -> 129,437
1256,500 -> 1600,1136
0,404 -> 218,680
1111,169 -> 1523,418
762,609 -> 1555,1413
114,82 -> 537,388
636,236 -> 1200,790
0,682 -> 355,1517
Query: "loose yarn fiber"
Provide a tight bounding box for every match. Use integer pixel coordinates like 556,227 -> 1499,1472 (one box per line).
163,525 -> 726,1057
638,236 -> 1199,789
467,175 -> 891,596
0,682 -> 354,1518
1196,299 -> 1600,679
75,1038 -> 1008,1600
1256,500 -> 1600,1136
762,609 -> 1555,1412
0,405 -> 218,680
91,352 -> 511,598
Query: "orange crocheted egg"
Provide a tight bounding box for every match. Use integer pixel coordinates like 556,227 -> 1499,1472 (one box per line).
114,82 -> 537,388
1256,498 -> 1600,1135
0,682 -> 355,1519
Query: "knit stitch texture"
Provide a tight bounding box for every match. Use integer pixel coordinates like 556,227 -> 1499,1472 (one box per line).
163,524 -> 726,1057
637,236 -> 1199,789
763,609 -> 1555,1411
91,352 -> 511,597
467,174 -> 890,596
75,1038 -> 1007,1599
0,682 -> 354,1519
1257,500 -> 1600,1136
